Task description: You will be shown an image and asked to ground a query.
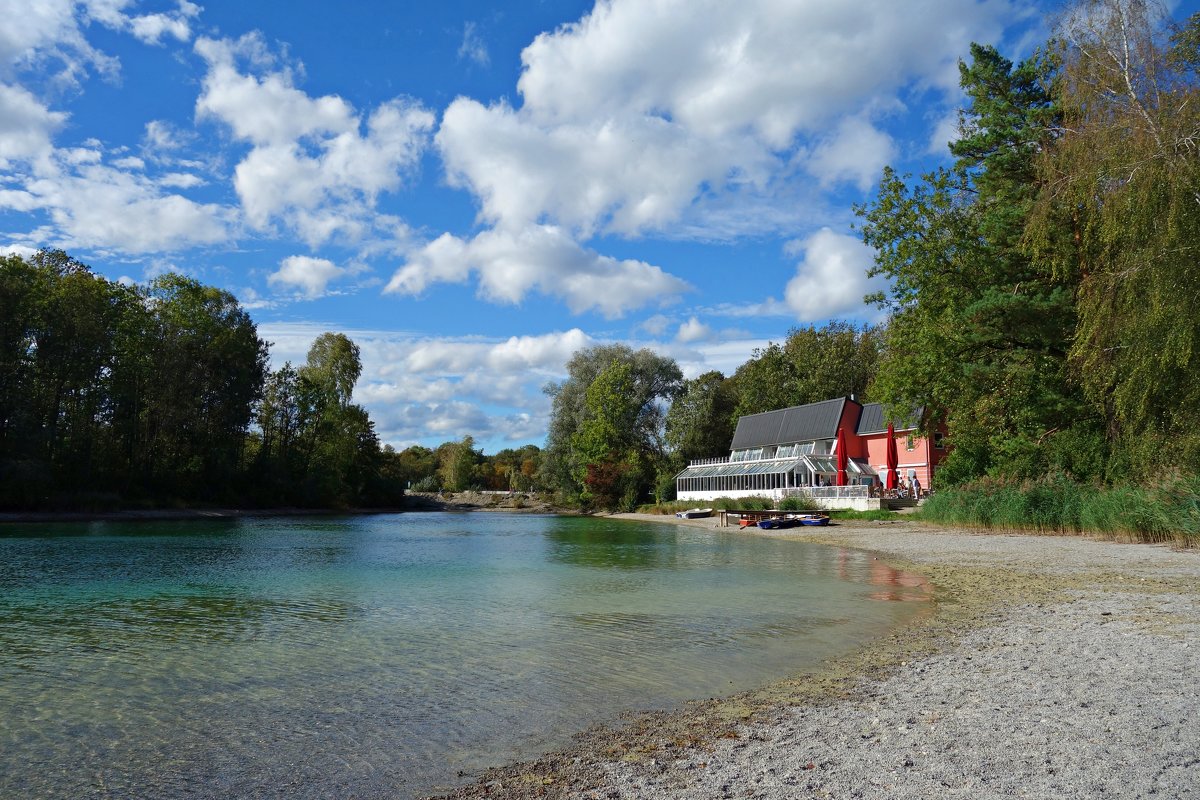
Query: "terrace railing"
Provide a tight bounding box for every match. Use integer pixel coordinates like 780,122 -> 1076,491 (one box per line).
687,456 -> 731,466
783,485 -> 869,500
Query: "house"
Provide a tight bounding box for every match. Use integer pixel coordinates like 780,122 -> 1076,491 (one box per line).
673,396 -> 948,507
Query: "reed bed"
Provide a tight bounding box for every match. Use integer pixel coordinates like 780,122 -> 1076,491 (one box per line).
918,475 -> 1200,545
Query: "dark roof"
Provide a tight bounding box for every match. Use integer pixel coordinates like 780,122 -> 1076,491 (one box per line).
730,397 -> 847,450
856,403 -> 921,435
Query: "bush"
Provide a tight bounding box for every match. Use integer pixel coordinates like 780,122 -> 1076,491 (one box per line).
410,475 -> 441,492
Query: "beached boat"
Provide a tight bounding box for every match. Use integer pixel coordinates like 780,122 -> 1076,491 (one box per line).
757,517 -> 799,530
794,514 -> 830,527
675,507 -> 713,519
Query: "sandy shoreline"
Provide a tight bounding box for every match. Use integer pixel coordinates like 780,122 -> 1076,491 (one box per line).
432,514 -> 1200,799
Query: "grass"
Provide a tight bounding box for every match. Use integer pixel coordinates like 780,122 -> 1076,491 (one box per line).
917,474 -> 1200,545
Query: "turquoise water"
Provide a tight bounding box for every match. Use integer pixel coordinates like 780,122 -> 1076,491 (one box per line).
0,513 -> 929,799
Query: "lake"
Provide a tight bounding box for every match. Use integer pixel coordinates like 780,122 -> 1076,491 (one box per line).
0,512 -> 929,799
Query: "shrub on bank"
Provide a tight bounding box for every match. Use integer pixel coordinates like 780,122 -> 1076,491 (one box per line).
918,474 -> 1200,545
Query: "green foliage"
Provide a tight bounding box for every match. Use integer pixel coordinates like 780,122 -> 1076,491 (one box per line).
542,344 -> 683,507
0,251 -> 402,510
437,436 -> 482,492
730,321 -> 883,419
1025,1 -> 1200,471
665,371 -> 738,462
919,474 -> 1199,545
858,42 -> 1084,483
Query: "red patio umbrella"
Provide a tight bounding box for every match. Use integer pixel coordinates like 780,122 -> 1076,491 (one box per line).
885,423 -> 898,490
835,425 -> 848,486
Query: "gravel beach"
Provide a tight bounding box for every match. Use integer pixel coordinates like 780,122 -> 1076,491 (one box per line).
435,518 -> 1200,800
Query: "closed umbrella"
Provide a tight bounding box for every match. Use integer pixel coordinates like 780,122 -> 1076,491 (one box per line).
885,423 -> 898,490
835,426 -> 847,486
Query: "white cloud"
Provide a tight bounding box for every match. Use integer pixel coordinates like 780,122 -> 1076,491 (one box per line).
676,316 -> 712,343
195,34 -> 435,246
268,255 -> 352,299
927,110 -> 960,156
437,0 -> 1019,239
639,314 -> 671,337
806,116 -> 897,191
128,1 -> 200,46
386,224 -> 691,318
458,21 -> 489,67
783,227 -> 885,321
0,82 -> 67,164
421,0 -> 1023,317
17,158 -> 231,252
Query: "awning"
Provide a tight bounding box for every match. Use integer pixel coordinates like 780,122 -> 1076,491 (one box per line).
674,459 -> 804,481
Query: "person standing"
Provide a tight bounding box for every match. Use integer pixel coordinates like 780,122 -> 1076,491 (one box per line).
912,475 -> 922,498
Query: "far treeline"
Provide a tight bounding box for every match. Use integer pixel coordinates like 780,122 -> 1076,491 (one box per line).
403,0 -> 1200,538
0,251 -> 404,510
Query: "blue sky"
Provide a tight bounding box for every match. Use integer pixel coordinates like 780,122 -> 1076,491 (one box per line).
3,0 -> 1178,452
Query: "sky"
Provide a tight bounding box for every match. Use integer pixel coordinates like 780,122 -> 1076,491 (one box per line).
3,0 -> 1181,453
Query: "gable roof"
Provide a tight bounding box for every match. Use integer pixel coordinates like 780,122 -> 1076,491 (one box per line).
856,402 -> 922,435
730,397 -> 848,450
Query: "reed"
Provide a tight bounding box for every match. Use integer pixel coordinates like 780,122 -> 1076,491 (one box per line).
918,474 -> 1199,545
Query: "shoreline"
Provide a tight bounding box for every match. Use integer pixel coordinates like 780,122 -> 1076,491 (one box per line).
430,514 -> 1200,799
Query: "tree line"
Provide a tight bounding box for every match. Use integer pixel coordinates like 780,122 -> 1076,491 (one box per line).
0,250 -> 404,510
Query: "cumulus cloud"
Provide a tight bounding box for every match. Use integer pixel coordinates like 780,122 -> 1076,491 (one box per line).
268,255 -> 354,299
0,82 -> 66,164
418,0 -> 1021,317
437,0 -> 1018,238
806,116 -> 897,191
676,316 -> 712,343
195,33 -> 435,246
128,1 -> 201,46
783,227 -> 885,321
386,224 -> 690,318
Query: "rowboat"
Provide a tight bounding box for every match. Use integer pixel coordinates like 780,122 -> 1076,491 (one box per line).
675,507 -> 713,519
757,517 -> 799,529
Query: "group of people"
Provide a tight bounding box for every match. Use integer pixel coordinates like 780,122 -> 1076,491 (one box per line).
871,474 -> 922,499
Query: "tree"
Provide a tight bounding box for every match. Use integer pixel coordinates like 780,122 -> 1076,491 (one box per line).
858,43 -> 1083,484
438,435 -> 481,492
542,344 -> 683,503
138,274 -> 269,498
665,371 -> 738,462
730,322 -> 884,419
1027,0 -> 1200,477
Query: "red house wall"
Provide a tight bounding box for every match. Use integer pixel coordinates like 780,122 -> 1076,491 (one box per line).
861,424 -> 950,491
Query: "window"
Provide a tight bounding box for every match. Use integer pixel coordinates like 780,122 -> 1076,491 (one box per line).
906,433 -> 915,451
776,444 -> 795,458
934,431 -> 945,450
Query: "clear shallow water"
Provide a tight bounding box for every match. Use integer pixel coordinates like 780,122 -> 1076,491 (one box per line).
0,513 -> 930,799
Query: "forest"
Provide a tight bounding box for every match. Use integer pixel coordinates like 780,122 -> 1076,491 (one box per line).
0,250 -> 404,510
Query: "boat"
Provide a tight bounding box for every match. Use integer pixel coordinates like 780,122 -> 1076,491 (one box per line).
793,513 -> 830,527
675,507 -> 713,519
757,516 -> 799,530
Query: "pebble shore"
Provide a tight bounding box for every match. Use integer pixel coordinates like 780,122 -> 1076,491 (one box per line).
434,517 -> 1200,800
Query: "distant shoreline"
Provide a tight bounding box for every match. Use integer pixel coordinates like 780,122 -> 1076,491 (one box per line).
0,491 -> 568,525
